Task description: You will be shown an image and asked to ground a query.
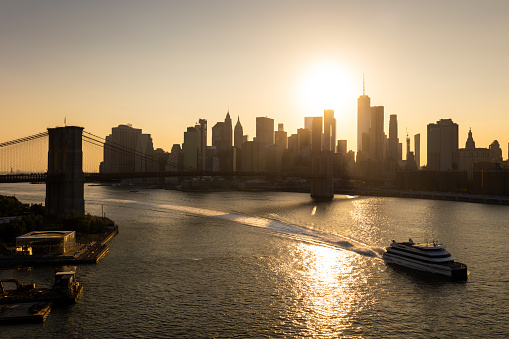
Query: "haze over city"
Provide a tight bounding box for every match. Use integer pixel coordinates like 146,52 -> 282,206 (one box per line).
2,0 -> 508,166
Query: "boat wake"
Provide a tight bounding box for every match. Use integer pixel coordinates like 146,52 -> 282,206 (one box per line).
100,199 -> 383,258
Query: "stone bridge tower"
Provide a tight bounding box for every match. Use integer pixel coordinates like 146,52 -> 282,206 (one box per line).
45,126 -> 84,217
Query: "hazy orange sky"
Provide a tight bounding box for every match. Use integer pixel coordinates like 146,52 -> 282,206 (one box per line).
2,1 -> 508,165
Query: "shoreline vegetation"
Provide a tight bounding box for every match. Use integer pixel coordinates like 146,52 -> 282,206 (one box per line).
0,195 -> 118,268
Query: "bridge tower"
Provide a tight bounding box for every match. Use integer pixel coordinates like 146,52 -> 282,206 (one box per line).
45,126 -> 84,217
310,151 -> 334,201
310,117 -> 334,201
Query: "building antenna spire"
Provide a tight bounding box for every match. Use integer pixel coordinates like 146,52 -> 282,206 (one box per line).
363,73 -> 365,95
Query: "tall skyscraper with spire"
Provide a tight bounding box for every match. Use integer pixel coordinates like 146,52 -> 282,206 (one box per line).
223,111 -> 232,148
357,75 -> 371,154
234,116 -> 243,149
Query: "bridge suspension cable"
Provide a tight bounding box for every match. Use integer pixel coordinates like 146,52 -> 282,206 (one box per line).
82,130 -> 195,172
0,131 -> 48,148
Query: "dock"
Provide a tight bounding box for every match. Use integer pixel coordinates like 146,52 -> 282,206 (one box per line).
0,302 -> 52,324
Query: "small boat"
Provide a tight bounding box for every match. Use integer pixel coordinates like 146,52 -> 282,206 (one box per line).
383,239 -> 468,280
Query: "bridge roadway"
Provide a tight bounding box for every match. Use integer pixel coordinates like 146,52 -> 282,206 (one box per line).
0,171 -> 331,183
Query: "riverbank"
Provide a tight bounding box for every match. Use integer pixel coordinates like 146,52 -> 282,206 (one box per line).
335,187 -> 509,205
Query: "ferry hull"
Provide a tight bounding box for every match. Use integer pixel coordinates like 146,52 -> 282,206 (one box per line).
383,253 -> 467,281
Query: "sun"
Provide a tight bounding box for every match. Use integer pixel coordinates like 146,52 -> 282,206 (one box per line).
299,61 -> 355,114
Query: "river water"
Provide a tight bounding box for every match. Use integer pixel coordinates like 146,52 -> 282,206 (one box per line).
0,183 -> 507,338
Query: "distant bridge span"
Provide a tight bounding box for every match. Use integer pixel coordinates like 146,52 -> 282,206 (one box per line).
0,171 -> 332,183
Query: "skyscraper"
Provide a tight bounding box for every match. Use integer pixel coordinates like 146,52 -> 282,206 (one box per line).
387,114 -> 399,161
212,111 -> 233,152
274,123 -> 288,149
234,116 -> 243,149
197,119 -> 207,171
256,117 -> 274,145
369,106 -> 384,161
183,126 -> 198,170
414,133 -> 421,168
312,117 -> 323,152
102,124 -> 155,173
357,76 -> 371,153
427,119 -> 459,171
323,109 -> 336,152
223,111 -> 232,148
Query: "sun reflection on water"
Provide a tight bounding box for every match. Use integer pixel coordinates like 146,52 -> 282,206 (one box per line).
271,242 -> 374,337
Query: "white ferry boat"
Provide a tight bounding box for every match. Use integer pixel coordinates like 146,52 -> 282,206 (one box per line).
383,239 -> 468,280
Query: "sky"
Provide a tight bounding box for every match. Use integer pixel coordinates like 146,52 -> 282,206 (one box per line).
1,0 -> 508,166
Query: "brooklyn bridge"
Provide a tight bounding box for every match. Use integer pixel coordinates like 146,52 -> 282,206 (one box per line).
0,126 -> 337,216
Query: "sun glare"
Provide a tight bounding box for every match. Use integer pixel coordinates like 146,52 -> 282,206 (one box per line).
300,62 -> 355,114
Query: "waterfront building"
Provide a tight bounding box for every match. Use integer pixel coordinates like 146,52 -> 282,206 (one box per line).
275,123 -> 288,149
427,119 -> 459,171
323,109 -> 336,152
357,76 -> 371,153
16,231 -> 75,255
256,117 -> 274,145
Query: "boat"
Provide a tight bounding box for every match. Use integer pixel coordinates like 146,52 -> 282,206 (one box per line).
383,239 -> 468,280
50,271 -> 83,304
0,271 -> 83,305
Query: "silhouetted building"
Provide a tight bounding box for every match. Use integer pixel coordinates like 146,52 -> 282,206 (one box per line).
212,112 -> 232,152
369,106 -> 384,161
458,129 -> 491,179
323,109 -> 336,152
288,134 -> 298,153
234,116 -> 243,150
166,144 -> 182,172
387,114 -> 399,161
183,126 -> 198,170
304,117 -> 313,130
197,119 -> 207,171
256,117 -> 274,145
357,76 -> 371,154
490,140 -> 503,162
312,117 -> 323,152
101,124 -> 156,173
297,128 -> 312,151
241,141 -> 265,172
275,123 -> 288,149
414,134 -> 421,169
337,140 -> 347,155
427,119 -> 458,171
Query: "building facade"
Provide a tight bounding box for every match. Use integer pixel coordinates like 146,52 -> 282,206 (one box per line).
427,119 -> 459,171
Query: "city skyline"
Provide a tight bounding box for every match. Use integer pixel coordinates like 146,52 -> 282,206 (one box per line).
2,1 -> 508,166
